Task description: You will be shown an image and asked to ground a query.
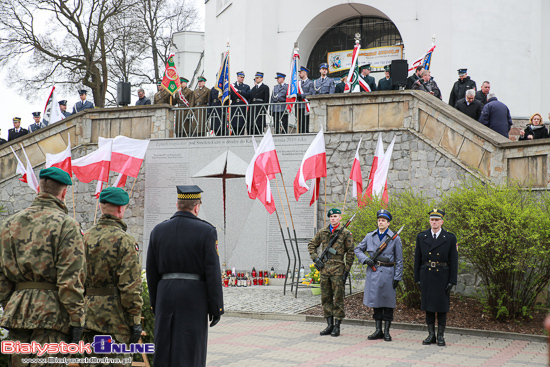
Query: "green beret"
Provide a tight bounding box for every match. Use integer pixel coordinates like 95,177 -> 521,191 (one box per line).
327,208 -> 342,217
39,167 -> 72,186
99,187 -> 129,206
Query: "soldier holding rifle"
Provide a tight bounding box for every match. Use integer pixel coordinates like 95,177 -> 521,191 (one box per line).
307,209 -> 354,337
354,209 -> 403,341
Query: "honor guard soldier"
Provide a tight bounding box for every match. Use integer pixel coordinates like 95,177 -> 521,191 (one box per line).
335,71 -> 348,93
313,63 -> 335,95
72,89 -> 95,114
270,72 -> 288,134
59,100 -> 72,118
249,71 -> 270,135
360,64 -> 377,92
83,187 -> 143,367
230,71 -> 251,135
28,111 -> 44,132
7,117 -> 28,141
297,66 -> 314,133
377,65 -> 398,91
194,76 -> 210,136
414,209 -> 458,346
175,77 -> 196,137
354,209 -> 403,341
147,185 -> 224,367
154,80 -> 173,105
308,208 -> 354,337
449,68 -> 477,108
0,167 -> 86,366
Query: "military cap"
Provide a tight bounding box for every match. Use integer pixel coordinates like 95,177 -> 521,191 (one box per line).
377,209 -> 392,221
236,71 -> 245,77
327,208 -> 342,217
180,77 -> 189,83
99,187 -> 129,206
58,100 -> 67,106
157,80 -> 162,85
384,65 -> 391,72
32,112 -> 41,117
198,76 -> 207,82
255,72 -> 264,78
275,72 -> 286,79
177,185 -> 203,200
319,63 -> 329,69
300,66 -> 310,73
360,64 -> 371,71
39,167 -> 72,186
458,69 -> 467,76
13,117 -> 21,123
340,71 -> 349,78
78,89 -> 87,95
429,208 -> 445,219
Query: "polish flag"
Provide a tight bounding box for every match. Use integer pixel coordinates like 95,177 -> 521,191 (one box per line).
45,135 -> 72,175
350,138 -> 364,206
113,173 -> 128,188
294,129 -> 327,205
10,146 -> 28,184
246,129 -> 281,214
20,145 -> 39,193
368,136 -> 395,204
72,140 -> 112,183
110,136 -> 150,178
365,135 -> 384,199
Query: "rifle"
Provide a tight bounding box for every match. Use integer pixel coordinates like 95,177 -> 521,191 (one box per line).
314,213 -> 356,271
369,225 -> 405,272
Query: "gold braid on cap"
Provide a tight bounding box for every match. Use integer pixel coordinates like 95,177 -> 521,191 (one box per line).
178,193 -> 201,200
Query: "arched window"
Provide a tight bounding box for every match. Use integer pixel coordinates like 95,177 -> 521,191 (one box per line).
307,16 -> 403,79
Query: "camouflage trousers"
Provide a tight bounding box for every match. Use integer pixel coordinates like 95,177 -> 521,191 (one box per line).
8,328 -> 67,367
82,331 -> 133,367
320,273 -> 345,320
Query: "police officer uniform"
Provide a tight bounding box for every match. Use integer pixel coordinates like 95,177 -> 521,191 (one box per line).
297,66 -> 314,133
28,112 -> 43,133
313,63 -> 336,95
7,117 -> 28,141
359,64 -> 377,92
414,209 -> 458,347
72,89 -> 95,114
270,72 -> 288,134
449,69 -> 477,108
354,209 -> 403,342
147,185 -> 224,367
377,66 -> 397,91
59,100 -> 72,118
230,71 -> 251,135
248,72 -> 270,135
194,76 -> 210,136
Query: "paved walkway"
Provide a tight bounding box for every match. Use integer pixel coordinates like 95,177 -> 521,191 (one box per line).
207,317 -> 548,367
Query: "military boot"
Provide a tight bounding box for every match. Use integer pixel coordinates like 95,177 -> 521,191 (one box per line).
437,324 -> 446,346
422,324 -> 436,345
383,321 -> 392,341
319,316 -> 334,336
368,320 -> 384,340
331,319 -> 341,337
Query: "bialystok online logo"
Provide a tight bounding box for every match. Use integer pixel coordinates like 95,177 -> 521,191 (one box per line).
1,335 -> 155,356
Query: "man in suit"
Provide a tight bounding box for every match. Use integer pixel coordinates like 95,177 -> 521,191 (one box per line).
270,72 -> 288,134
297,66 -> 314,133
59,100 -> 72,118
28,112 -> 44,133
147,185 -> 224,367
455,89 -> 483,121
230,71 -> 250,135
8,117 -> 28,141
174,77 -> 196,137
406,65 -> 424,90
72,89 -> 95,114
194,76 -> 210,136
377,65 -> 398,91
359,64 -> 377,92
248,72 -> 269,135
313,63 -> 335,95
414,209 -> 458,347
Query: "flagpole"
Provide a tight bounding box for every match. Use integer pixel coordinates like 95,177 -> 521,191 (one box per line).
342,177 -> 351,213
324,177 -> 327,227
129,164 -> 144,198
93,197 -> 100,224
274,208 -> 292,296
71,185 -> 76,218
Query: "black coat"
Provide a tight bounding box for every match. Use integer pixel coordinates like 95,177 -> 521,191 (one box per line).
146,211 -> 224,367
378,77 -> 397,91
455,98 -> 483,121
414,228 -> 458,313
8,128 -> 28,141
406,73 -> 421,90
360,74 -> 377,91
0,138 -> 6,146
519,125 -> 550,140
475,90 -> 488,105
448,77 -> 477,107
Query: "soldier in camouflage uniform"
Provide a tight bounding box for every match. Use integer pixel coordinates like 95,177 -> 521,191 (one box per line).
0,167 -> 86,367
307,208 -> 354,337
83,187 -> 143,367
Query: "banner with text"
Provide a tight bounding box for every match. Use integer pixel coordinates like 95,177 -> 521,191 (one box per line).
328,45 -> 403,74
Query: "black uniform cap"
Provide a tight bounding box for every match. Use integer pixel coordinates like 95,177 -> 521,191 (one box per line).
32,112 -> 41,117
177,185 -> 203,200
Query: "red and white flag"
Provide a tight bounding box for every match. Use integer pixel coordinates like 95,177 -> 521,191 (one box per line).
409,45 -> 436,72
10,146 -> 28,184
246,129 -> 281,214
365,136 -> 395,203
45,134 -> 72,175
365,135 -> 384,198
72,139 -> 112,183
113,173 -> 128,188
294,129 -> 327,205
110,136 -> 150,178
349,138 -> 364,205
20,144 -> 39,193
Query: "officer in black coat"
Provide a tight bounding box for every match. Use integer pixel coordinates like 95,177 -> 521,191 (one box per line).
8,117 -> 28,141
248,72 -> 270,135
454,90 -> 483,121
377,65 -> 398,91
449,69 -> 477,108
334,72 -> 348,93
414,209 -> 458,347
297,66 -> 314,133
147,185 -> 224,367
359,64 -> 377,92
230,71 -> 250,135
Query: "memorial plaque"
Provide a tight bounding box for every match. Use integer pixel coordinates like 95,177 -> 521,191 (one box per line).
143,135 -> 317,273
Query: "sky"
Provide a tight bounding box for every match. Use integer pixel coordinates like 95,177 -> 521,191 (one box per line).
0,0 -> 205,140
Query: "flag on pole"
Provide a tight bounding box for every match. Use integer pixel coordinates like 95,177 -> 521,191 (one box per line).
246,129 -> 281,214
365,136 -> 395,203
294,128 -> 327,205
214,51 -> 231,105
408,45 -> 436,72
43,86 -> 65,126
10,146 -> 28,183
344,41 -> 361,93
109,136 -> 150,178
365,135 -> 384,199
285,47 -> 310,113
45,135 -> 72,175
350,138 -> 364,206
161,54 -> 182,96
20,144 -> 39,193
113,173 -> 128,188
72,139 -> 112,183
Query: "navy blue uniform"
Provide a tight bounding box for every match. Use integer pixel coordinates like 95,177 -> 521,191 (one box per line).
230,82 -> 250,135
297,79 -> 314,133
135,97 -> 151,106
248,83 -> 270,135
7,128 -> 28,141
147,211 -> 224,367
72,100 -> 94,114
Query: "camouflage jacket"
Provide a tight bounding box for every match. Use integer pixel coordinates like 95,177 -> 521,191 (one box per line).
0,193 -> 86,333
83,214 -> 142,335
308,225 -> 354,275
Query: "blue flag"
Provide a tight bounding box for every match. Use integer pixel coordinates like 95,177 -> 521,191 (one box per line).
215,51 -> 230,105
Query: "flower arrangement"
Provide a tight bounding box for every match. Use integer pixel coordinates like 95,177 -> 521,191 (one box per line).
301,263 -> 320,285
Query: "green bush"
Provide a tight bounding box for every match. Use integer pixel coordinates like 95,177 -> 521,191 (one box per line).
442,180 -> 550,321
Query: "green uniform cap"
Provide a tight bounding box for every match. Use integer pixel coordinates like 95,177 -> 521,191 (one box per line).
99,187 -> 129,206
327,208 -> 341,217
180,77 -> 189,83
39,167 -> 72,185
198,76 -> 207,82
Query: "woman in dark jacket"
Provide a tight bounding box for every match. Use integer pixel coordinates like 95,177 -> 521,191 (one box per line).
519,113 -> 549,140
